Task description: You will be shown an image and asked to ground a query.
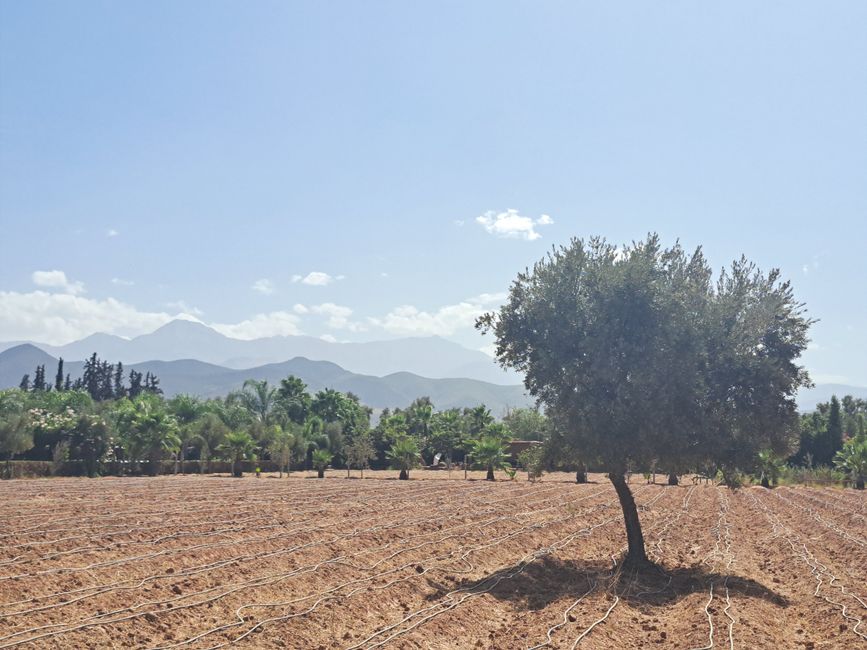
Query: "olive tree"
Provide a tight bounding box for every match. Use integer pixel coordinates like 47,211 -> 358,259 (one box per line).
478,235 -> 811,565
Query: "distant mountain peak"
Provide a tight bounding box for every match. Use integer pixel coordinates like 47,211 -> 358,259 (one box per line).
142,319 -> 221,339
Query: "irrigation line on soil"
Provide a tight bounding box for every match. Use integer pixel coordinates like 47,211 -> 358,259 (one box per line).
0,484 -> 610,647
747,490 -> 867,642
341,489 -> 667,650
146,486 -> 622,650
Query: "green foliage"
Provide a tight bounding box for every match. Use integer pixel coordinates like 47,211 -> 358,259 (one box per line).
469,435 -> 509,480
754,450 -> 784,488
190,412 -> 229,471
518,446 -> 545,482
0,390 -> 32,478
311,448 -> 333,477
268,426 -> 296,477
220,430 -> 256,477
429,409 -> 463,468
114,395 -> 180,475
343,431 -> 376,476
834,436 -> 867,489
240,379 -> 278,424
386,436 -> 420,479
478,235 -> 812,562
277,375 -> 311,424
502,408 -> 548,441
67,414 -> 112,477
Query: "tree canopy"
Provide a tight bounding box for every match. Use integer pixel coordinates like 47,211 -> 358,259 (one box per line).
478,234 -> 812,564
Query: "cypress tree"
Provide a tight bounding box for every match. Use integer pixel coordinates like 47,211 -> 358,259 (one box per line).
33,365 -> 46,391
19,374 -> 30,390
826,395 -> 844,460
114,362 -> 125,398
54,358 -> 64,391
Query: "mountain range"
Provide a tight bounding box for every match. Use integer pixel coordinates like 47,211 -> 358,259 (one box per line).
1,320 -> 863,413
0,319 -> 519,384
0,342 -> 533,415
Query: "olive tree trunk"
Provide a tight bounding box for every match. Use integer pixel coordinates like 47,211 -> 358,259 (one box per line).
486,467 -> 495,481
399,469 -> 408,480
609,471 -> 648,565
667,472 -> 679,486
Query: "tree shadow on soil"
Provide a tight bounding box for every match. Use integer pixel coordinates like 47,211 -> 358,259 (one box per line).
424,556 -> 788,612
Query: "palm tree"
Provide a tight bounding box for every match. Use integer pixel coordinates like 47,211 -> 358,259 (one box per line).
191,412 -> 229,473
241,379 -> 278,424
116,395 -> 180,476
300,416 -> 329,469
755,450 -> 784,489
312,448 -> 332,478
386,436 -> 420,480
220,431 -> 256,478
835,437 -> 867,490
470,436 -> 509,481
168,394 -> 203,474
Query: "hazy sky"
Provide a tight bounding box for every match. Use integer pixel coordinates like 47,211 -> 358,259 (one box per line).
1,2 -> 865,385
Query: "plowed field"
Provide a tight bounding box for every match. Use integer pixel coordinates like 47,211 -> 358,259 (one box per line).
1,472 -> 865,649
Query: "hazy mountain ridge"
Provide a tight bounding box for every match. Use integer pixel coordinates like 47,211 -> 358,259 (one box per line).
0,344 -> 532,415
0,320 -> 519,385
1,331 -> 862,413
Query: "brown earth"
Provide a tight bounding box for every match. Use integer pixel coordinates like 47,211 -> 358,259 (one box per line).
0,471 -> 865,649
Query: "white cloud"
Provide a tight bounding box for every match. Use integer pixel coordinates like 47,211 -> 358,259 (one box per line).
0,291 -> 181,345
165,300 -> 204,317
106,229 -> 119,238
320,334 -> 338,343
471,292 -> 508,305
211,311 -> 302,340
292,303 -> 309,314
292,271 -> 338,286
368,292 -> 506,337
32,270 -> 86,296
111,277 -> 134,286
475,209 -> 554,241
380,272 -> 389,278
310,302 -> 366,331
251,278 -> 276,295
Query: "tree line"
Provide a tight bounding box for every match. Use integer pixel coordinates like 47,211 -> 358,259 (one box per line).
0,364 -> 548,480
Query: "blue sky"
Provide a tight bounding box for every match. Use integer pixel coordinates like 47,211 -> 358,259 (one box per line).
1,1 -> 865,385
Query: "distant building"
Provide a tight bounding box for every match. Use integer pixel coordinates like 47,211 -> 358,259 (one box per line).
506,440 -> 543,462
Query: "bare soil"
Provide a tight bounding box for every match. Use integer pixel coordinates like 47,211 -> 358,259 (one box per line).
1,471 -> 865,649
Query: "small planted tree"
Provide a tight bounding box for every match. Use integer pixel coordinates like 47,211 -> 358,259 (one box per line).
311,448 -> 332,478
386,436 -> 420,480
470,435 -> 509,481
269,427 -> 295,478
518,446 -> 545,482
220,431 -> 255,478
344,432 -> 376,478
835,437 -> 867,490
